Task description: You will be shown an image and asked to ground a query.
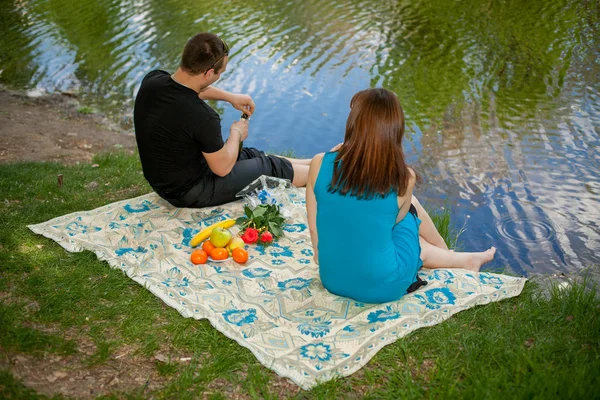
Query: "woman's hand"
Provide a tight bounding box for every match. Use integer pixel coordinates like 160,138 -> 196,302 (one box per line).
230,94 -> 255,116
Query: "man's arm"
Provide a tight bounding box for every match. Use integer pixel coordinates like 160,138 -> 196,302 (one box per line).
198,86 -> 233,102
198,86 -> 256,116
203,120 -> 248,177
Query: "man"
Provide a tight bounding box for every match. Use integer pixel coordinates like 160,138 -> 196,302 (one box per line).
134,32 -> 310,208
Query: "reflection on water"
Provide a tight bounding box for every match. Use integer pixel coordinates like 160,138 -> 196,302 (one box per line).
1,0 -> 599,276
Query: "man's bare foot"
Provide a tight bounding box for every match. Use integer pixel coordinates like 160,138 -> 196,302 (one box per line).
465,247 -> 496,272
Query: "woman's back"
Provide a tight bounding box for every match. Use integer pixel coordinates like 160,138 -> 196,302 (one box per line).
314,152 -> 420,303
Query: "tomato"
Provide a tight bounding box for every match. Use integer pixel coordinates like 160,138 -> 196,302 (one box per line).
211,247 -> 228,260
190,249 -> 208,265
232,248 -> 249,264
201,240 -> 216,256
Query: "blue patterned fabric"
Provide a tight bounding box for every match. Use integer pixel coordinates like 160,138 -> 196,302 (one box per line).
28,191 -> 526,389
314,152 -> 423,303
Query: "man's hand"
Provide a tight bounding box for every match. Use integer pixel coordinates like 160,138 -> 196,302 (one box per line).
230,94 -> 256,117
230,119 -> 249,141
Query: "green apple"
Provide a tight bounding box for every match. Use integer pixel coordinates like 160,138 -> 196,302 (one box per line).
210,227 -> 232,248
226,237 -> 245,255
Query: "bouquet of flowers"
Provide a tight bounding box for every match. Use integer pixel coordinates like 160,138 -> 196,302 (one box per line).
236,204 -> 285,245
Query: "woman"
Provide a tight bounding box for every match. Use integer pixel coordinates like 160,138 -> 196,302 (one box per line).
306,88 -> 495,303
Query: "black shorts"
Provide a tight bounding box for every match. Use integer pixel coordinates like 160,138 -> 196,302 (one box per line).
408,203 -> 418,217
163,147 -> 294,208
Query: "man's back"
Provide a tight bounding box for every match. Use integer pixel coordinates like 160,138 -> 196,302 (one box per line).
134,70 -> 224,198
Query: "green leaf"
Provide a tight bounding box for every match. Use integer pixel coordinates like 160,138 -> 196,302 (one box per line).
235,216 -> 247,226
253,206 -> 267,218
244,206 -> 253,218
272,225 -> 283,238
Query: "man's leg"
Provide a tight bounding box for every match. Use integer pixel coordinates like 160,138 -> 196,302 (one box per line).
203,149 -> 295,206
242,149 -> 309,165
174,148 -> 296,208
280,156 -> 311,166
291,164 -> 309,186
242,148 -> 308,187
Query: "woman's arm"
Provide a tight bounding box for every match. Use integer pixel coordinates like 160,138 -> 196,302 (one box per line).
306,153 -> 324,264
395,167 -> 417,224
198,86 -> 255,116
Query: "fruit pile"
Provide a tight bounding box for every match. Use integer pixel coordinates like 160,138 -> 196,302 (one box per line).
189,219 -> 248,265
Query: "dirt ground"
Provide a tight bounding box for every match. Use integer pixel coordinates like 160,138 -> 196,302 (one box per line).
0,88 -> 137,164
0,88 -> 149,398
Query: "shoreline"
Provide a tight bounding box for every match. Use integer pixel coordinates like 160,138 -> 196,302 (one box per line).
0,87 -> 137,164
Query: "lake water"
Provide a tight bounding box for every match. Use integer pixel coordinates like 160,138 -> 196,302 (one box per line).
1,0 -> 599,277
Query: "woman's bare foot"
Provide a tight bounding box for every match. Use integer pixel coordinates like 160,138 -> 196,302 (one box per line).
464,247 -> 496,272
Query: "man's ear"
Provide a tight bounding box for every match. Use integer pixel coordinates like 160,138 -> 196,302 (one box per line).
196,70 -> 212,87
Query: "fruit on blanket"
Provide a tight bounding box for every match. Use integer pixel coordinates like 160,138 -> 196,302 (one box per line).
201,240 -> 216,256
190,249 -> 208,265
232,248 -> 249,264
211,247 -> 228,260
190,219 -> 235,247
210,227 -> 232,248
226,237 -> 245,255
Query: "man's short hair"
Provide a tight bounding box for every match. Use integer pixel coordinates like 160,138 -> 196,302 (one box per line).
181,33 -> 228,75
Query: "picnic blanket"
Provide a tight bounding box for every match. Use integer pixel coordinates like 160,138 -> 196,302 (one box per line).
28,190 -> 526,389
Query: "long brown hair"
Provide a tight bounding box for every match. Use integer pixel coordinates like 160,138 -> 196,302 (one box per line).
329,88 -> 411,199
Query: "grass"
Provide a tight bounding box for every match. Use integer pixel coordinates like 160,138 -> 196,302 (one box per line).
0,151 -> 599,399
76,105 -> 95,114
429,202 -> 462,250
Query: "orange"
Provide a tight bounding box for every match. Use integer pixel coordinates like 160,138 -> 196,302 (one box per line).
201,240 -> 216,256
211,247 -> 228,260
232,248 -> 249,264
190,249 -> 208,265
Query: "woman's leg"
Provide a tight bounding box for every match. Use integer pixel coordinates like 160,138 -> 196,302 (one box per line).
412,195 -> 449,250
419,237 -> 495,272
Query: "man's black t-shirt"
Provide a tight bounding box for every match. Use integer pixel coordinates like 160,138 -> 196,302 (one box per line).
134,70 -> 224,198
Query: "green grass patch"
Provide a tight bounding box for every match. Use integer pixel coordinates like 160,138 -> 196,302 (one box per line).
0,370 -> 51,400
0,151 -> 599,398
76,105 -> 95,114
429,203 -> 461,249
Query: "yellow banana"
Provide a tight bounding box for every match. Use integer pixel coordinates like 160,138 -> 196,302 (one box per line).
190,219 -> 236,247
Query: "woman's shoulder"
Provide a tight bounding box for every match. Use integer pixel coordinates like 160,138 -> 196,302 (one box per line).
308,153 -> 326,187
309,152 -> 339,189
395,167 -> 416,202
312,152 -> 326,161
407,167 -> 417,186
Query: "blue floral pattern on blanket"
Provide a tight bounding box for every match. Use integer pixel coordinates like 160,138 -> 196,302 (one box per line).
28,190 -> 526,390
223,308 -> 258,326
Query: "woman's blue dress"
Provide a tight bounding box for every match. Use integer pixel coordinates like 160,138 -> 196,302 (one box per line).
314,152 -> 423,303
